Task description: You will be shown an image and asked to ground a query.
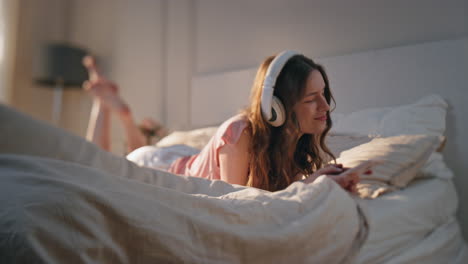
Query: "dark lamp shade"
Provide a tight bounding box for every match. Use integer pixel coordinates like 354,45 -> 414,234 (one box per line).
34,44 -> 88,87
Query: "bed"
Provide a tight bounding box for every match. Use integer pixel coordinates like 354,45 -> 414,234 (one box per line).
165,37 -> 468,262
1,38 -> 467,263
146,95 -> 467,263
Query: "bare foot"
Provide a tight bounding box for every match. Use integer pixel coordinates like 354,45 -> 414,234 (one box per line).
82,56 -> 130,115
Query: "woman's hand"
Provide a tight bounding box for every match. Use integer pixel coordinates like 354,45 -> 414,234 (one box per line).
302,164 -> 346,184
327,160 -> 379,193
302,160 -> 380,194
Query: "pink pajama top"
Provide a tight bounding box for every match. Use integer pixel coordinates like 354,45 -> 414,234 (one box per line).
168,115 -> 249,180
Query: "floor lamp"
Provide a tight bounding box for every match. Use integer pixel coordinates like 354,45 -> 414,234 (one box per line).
34,43 -> 88,125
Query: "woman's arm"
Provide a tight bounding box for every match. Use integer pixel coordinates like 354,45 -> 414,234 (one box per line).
119,111 -> 147,153
86,99 -> 111,151
218,129 -> 251,185
302,161 -> 378,193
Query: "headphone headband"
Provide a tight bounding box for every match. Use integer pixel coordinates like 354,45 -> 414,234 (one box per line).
261,50 -> 300,123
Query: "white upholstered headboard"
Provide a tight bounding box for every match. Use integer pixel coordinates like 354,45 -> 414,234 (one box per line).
190,37 -> 468,237
191,38 -> 467,127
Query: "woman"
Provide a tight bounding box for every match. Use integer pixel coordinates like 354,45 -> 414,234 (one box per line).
84,51 -> 375,192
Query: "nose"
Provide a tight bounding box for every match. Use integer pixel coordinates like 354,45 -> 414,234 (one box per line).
318,95 -> 330,112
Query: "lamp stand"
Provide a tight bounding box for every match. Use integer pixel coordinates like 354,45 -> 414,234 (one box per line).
52,80 -> 64,125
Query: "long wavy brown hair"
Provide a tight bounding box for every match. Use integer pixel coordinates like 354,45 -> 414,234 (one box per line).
242,54 -> 336,191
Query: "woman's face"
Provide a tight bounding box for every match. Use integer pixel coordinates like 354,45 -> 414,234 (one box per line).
293,69 -> 330,135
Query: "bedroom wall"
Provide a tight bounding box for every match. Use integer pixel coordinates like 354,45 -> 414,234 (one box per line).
10,0 -> 69,124
0,0 -> 19,104
193,0 -> 468,74
8,0 -> 164,155
65,0 -> 165,155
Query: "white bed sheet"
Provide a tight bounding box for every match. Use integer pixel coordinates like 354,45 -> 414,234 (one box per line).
357,176 -> 467,263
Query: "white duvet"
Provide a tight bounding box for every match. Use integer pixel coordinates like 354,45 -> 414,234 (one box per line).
0,154 -> 367,263
0,105 -> 367,263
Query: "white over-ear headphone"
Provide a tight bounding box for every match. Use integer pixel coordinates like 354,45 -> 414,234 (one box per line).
261,50 -> 300,127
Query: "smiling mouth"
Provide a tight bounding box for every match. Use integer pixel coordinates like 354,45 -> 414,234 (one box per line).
314,116 -> 327,121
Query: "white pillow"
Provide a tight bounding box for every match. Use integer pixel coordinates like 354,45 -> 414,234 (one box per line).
325,134 -> 373,157
156,126 -> 218,150
417,152 -> 454,180
379,94 -> 447,137
331,107 -> 391,136
331,94 -> 447,137
336,134 -> 443,198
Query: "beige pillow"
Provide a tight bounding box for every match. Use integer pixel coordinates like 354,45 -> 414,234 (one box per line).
336,134 -> 443,198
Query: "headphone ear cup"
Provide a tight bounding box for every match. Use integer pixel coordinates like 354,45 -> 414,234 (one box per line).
269,96 -> 286,127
